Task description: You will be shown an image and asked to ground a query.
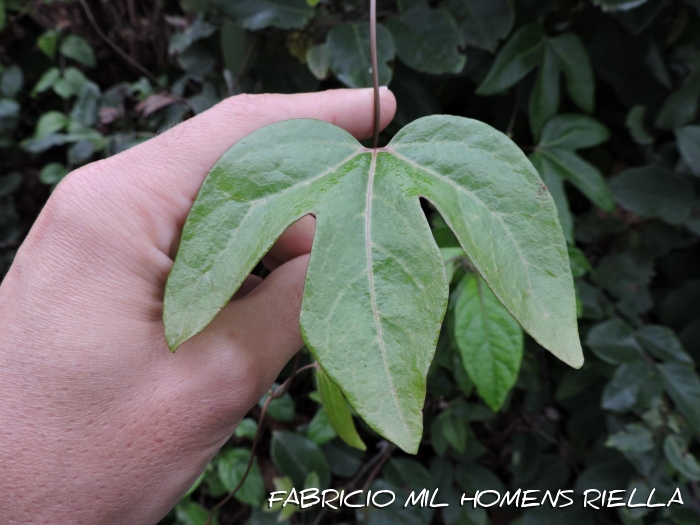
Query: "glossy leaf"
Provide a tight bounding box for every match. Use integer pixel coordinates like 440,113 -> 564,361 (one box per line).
327,22 -> 394,88
164,116 -> 582,452
476,24 -> 544,95
270,431 -> 331,488
387,5 -> 465,75
610,167 -> 694,225
442,0 -> 514,53
215,0 -> 314,30
454,272 -> 523,411
316,367 -> 366,451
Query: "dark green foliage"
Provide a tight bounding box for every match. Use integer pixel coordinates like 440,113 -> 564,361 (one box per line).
3,0 -> 700,524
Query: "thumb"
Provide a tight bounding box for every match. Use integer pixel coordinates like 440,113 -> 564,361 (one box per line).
186,254 -> 310,406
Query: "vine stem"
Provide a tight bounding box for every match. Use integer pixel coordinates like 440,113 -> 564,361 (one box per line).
205,356 -> 318,525
369,0 -> 380,149
77,0 -> 159,84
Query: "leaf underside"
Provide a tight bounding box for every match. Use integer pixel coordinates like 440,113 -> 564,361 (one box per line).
163,115 -> 582,453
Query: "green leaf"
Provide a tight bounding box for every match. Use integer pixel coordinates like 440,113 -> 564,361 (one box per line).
59,35 -> 96,68
234,418 -> 258,440
454,272 -> 523,411
432,407 -> 468,453
655,69 -> 700,130
37,29 -> 60,60
476,24 -> 544,95
602,361 -> 654,412
169,18 -> 217,55
442,0 -> 514,53
636,325 -> 693,364
70,82 -> 101,127
164,116 -> 582,453
538,147 -> 615,212
214,0 -> 314,30
316,367 -> 366,451
664,435 -> 700,480
387,4 -> 465,75
270,431 -> 330,488
610,167 -> 694,225
529,44 -> 560,139
307,407 -> 337,445
175,500 -> 219,525
529,152 -> 574,243
658,362 -> 700,434
259,388 -> 295,422
53,68 -> 88,99
626,105 -> 654,146
585,318 -> 644,365
327,22 -> 394,88
0,65 -> 23,98
306,43 -> 329,80
540,114 -> 609,150
32,67 -> 60,97
34,111 -> 69,139
549,33 -> 595,113
217,448 -> 265,506
606,423 -> 654,453
675,125 -> 700,177
220,19 -> 250,75
0,0 -> 4,31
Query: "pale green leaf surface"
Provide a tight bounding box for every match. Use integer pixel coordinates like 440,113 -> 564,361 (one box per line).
327,22 -> 394,88
387,5 -> 465,75
306,43 -> 330,80
164,116 -> 582,453
454,273 -> 523,411
316,367 -> 366,450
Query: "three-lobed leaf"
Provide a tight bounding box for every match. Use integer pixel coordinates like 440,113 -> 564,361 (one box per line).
164,115 -> 582,453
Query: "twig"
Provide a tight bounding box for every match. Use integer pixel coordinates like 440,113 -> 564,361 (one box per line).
369,0 -> 380,149
76,0 -> 158,84
361,443 -> 395,492
205,356 -> 318,525
310,440 -> 392,525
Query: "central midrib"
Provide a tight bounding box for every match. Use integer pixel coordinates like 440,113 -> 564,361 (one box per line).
365,151 -> 409,434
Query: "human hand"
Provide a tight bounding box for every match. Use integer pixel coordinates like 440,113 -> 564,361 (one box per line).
0,88 -> 396,524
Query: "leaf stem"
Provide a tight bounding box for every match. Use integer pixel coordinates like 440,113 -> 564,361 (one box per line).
369,0 -> 380,149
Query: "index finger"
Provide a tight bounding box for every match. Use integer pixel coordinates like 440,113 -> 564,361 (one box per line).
101,88 -> 397,257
